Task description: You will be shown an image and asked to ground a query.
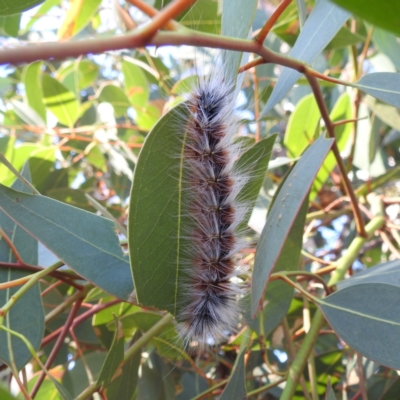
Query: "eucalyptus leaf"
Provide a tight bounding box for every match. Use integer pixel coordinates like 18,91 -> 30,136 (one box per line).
0,165 -> 43,370
261,0 -> 350,115
355,73 -> 400,109
319,283 -> 400,370
0,184 -> 133,299
0,0 -> 43,15
252,135 -> 333,316
330,0 -> 400,37
219,349 -> 246,400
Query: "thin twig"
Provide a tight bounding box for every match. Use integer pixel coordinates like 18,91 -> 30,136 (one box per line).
134,0 -> 195,41
305,74 -> 367,237
254,0 -> 292,44
127,0 -> 180,30
0,227 -> 23,263
30,298 -> 83,398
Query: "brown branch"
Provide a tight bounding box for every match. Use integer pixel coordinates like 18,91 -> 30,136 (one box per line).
0,227 -> 23,263
238,57 -> 267,73
41,298 -> 122,347
332,117 -> 367,127
305,74 -> 367,237
127,0 -> 179,31
132,0 -> 196,41
31,298 -> 83,398
254,0 -> 292,44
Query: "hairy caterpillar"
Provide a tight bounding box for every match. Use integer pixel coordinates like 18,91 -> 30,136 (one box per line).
177,64 -> 249,346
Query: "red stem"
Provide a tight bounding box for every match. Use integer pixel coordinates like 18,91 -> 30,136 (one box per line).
31,298 -> 83,398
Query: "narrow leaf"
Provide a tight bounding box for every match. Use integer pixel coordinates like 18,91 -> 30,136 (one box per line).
97,316 -> 124,388
23,61 -> 47,123
221,0 -> 257,83
284,94 -> 320,158
338,260 -> 400,290
330,0 -> 400,37
122,60 -> 149,109
355,73 -> 400,108
261,0 -> 350,115
319,283 -> 400,370
219,349 -> 246,400
128,104 -> 189,314
0,0 -> 43,15
42,74 -> 79,128
0,165 -> 43,370
251,135 -> 333,316
0,185 -> 133,299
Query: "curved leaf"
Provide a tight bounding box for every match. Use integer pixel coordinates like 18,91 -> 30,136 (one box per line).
0,184 -> 133,299
251,135 -> 333,317
0,165 -> 43,370
331,0 -> 400,37
128,104 -> 189,315
319,283 -> 400,370
23,61 -> 47,123
355,73 -> 400,109
261,0 -> 350,115
0,0 -> 43,15
42,74 -> 79,128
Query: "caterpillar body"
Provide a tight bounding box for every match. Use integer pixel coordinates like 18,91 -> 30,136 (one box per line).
177,66 -> 248,346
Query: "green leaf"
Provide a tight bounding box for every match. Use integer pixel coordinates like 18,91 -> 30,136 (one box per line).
0,0 -> 43,15
262,0 -> 350,115
128,104 -> 189,315
326,378 -> 336,400
42,74 -> 79,127
138,353 -> 175,400
0,165 -> 43,370
0,13 -> 20,37
325,26 -> 364,50
284,94 -> 320,158
219,349 -> 246,400
97,316 -> 124,388
0,163 -> 38,265
0,270 -> 44,370
365,95 -> 400,131
58,0 -> 101,39
338,260 -> 400,290
179,0 -> 221,33
135,105 -> 161,131
251,135 -> 333,317
0,184 -> 133,299
221,0 -> 257,83
330,0 -> 400,37
22,375 -> 62,400
63,352 -> 105,398
0,139 -> 44,187
119,312 -> 185,360
122,60 -> 149,109
59,59 -> 99,93
0,384 -> 15,400
318,283 -> 400,370
23,61 -> 47,123
355,73 -> 400,109
372,28 -> 400,71
106,331 -> 141,400
98,85 -> 130,117
11,100 -> 45,127
262,193 -> 308,334
235,135 -> 276,230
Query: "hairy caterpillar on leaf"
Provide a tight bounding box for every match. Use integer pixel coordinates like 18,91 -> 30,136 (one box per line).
129,51 -> 275,351
176,64 -> 249,346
